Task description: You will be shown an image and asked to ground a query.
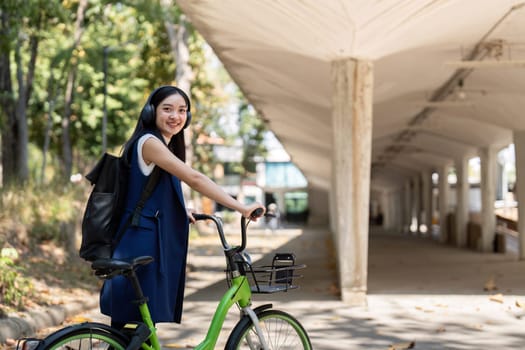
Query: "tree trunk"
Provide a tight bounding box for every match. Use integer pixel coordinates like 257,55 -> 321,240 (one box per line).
62,68 -> 76,180
175,17 -> 196,207
174,15 -> 193,165
61,0 -> 88,181
14,31 -> 39,183
161,0 -> 196,207
0,10 -> 17,186
41,93 -> 56,185
14,38 -> 29,182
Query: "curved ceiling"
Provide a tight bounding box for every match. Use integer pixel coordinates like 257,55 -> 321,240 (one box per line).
177,0 -> 525,191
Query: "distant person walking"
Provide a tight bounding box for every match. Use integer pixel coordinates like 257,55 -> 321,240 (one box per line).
267,202 -> 281,232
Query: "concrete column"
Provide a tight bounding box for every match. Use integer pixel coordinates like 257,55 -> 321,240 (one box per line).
429,173 -> 435,234
380,189 -> 395,231
480,147 -> 497,252
387,190 -> 395,232
455,156 -> 469,247
384,190 -> 393,231
307,185 -> 330,226
331,58 -> 373,305
413,175 -> 421,233
421,170 -> 432,235
329,185 -> 337,236
404,180 -> 412,233
395,188 -> 405,233
380,189 -> 397,231
438,165 -> 450,243
378,191 -> 387,228
513,131 -> 525,260
496,159 -> 506,201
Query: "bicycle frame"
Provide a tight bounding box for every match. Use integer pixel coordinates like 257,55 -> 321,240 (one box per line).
134,213 -> 260,350
194,274 -> 253,349
136,274 -> 253,350
20,210 -> 308,350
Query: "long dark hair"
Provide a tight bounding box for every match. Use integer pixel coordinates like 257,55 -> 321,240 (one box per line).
122,87 -> 188,164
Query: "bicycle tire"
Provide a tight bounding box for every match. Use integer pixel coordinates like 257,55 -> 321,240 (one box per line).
225,309 -> 312,350
38,324 -> 128,350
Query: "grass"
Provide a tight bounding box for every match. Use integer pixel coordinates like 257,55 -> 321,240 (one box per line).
0,181 -> 94,316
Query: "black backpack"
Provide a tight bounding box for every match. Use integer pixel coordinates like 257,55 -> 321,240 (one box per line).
79,152 -> 160,261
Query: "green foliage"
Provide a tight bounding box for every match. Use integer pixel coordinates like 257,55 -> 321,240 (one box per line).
0,255 -> 34,309
226,96 -> 268,177
2,0 -> 269,189
28,1 -> 153,161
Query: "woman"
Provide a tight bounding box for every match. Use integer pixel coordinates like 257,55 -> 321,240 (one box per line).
100,85 -> 264,327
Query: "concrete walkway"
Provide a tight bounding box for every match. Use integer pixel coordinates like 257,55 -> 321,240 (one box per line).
6,225 -> 525,349
159,225 -> 525,349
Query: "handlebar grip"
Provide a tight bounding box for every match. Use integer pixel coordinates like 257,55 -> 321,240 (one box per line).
193,213 -> 211,221
250,208 -> 264,219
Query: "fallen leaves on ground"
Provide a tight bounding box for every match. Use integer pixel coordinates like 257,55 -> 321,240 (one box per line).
328,283 -> 340,295
469,323 -> 484,331
514,299 -> 525,319
67,315 -> 92,323
483,276 -> 498,291
414,306 -> 434,313
489,293 -> 504,303
388,341 -> 415,350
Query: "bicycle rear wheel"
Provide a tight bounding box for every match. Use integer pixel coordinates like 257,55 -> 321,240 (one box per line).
225,309 -> 312,350
38,324 -> 128,350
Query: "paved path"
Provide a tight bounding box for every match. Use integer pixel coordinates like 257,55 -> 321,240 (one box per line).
165,226 -> 525,349
13,225 -> 525,349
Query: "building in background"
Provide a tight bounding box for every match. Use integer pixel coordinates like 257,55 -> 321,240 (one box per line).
212,132 -> 309,225
256,133 -> 309,224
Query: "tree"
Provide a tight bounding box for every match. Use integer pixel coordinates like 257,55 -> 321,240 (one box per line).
60,0 -> 88,181
160,0 -> 194,205
0,2 -> 17,185
33,1 -> 155,181
0,0 -> 64,184
236,97 -> 268,182
1,0 -> 257,190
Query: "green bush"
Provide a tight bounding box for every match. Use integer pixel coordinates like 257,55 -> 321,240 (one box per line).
0,256 -> 33,309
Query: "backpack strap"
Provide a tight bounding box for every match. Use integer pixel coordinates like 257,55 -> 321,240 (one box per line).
131,166 -> 162,226
112,166 -> 162,248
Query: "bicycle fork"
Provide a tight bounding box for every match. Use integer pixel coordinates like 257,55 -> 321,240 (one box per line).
242,307 -> 270,350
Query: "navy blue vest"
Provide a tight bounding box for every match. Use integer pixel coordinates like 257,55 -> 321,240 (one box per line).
100,135 -> 189,323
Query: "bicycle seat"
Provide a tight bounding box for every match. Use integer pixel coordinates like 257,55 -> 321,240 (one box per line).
91,256 -> 154,279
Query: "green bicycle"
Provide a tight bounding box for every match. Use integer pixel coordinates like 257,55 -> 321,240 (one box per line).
18,210 -> 312,350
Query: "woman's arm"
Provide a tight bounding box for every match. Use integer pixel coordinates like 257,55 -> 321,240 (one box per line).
142,136 -> 264,218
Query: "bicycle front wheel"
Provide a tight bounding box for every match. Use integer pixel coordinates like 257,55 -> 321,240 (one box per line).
226,309 -> 312,350
39,325 -> 128,350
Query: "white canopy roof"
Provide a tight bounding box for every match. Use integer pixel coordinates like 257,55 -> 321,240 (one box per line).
177,0 -> 525,191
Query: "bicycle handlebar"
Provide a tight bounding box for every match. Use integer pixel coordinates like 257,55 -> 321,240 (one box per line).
193,209 -> 264,253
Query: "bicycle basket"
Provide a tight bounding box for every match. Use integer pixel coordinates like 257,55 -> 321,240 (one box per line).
226,253 -> 306,293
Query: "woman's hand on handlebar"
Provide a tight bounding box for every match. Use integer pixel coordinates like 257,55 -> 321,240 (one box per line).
242,203 -> 266,221
186,208 -> 197,224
